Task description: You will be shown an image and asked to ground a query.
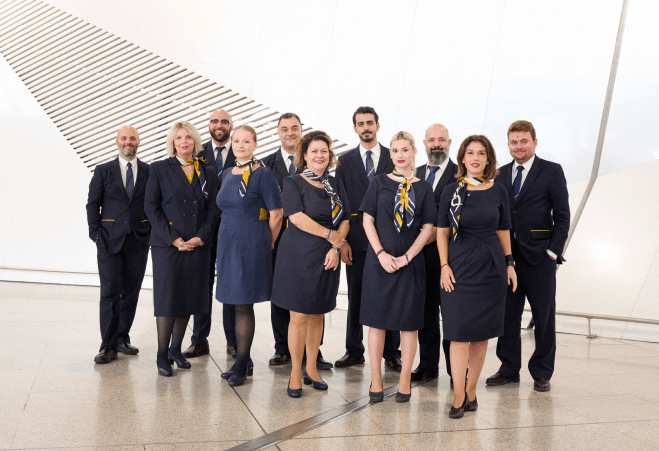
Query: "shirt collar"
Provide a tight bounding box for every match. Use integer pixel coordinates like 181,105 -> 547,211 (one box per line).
212,139 -> 229,151
280,147 -> 295,162
118,156 -> 135,167
359,143 -> 381,159
515,155 -> 535,172
427,156 -> 450,173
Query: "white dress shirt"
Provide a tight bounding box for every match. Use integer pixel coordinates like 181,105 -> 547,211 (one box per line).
424,157 -> 450,191
118,156 -> 137,188
212,140 -> 230,169
359,143 -> 381,174
280,147 -> 295,172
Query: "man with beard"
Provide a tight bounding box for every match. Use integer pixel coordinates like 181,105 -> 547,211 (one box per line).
184,109 -> 237,359
262,113 -> 333,370
411,123 -> 458,382
335,106 -> 402,371
86,126 -> 151,364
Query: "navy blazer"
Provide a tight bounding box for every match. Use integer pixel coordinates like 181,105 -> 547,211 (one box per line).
262,148 -> 300,190
86,157 -> 151,254
336,144 -> 394,252
198,140 -> 236,175
495,156 -> 570,265
416,159 -> 458,209
144,157 -> 221,248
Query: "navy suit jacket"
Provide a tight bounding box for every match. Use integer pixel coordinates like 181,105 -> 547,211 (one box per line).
336,144 -> 394,252
495,156 -> 570,265
86,157 -> 151,254
144,157 -> 221,248
416,159 -> 458,210
262,148 -> 299,189
199,140 -> 236,175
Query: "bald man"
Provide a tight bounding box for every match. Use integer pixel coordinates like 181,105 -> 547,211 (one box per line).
412,124 -> 457,382
86,126 -> 151,364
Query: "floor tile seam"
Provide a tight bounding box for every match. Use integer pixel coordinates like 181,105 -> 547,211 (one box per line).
294,424 -> 507,440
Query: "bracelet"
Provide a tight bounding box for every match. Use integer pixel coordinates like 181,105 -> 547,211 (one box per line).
326,229 -> 333,242
376,249 -> 385,257
404,254 -> 409,265
505,254 -> 515,267
441,263 -> 449,269
324,228 -> 331,240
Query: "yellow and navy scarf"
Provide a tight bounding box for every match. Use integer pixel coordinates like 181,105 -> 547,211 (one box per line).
236,158 -> 259,198
449,176 -> 485,241
178,156 -> 209,198
302,168 -> 344,226
392,170 -> 415,233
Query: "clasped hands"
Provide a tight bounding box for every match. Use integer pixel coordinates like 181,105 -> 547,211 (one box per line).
377,251 -> 408,274
172,237 -> 203,251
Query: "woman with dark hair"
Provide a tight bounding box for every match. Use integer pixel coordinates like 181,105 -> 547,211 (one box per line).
271,130 -> 350,398
145,121 -> 221,377
215,125 -> 283,386
437,135 -> 517,418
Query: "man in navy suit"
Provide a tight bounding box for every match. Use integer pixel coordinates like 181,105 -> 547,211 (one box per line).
261,113 -> 333,370
86,126 -> 151,364
412,123 -> 457,382
335,106 -> 401,370
184,109 -> 237,359
487,120 -> 570,392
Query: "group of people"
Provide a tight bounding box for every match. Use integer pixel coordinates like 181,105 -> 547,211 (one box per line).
86,106 -> 570,418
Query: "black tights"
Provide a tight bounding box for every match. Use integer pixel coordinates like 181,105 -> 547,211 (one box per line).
233,304 -> 255,377
156,315 -> 190,368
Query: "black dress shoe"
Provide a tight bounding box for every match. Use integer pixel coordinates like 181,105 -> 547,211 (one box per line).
369,383 -> 384,403
168,351 -> 191,369
411,366 -> 439,382
334,353 -> 365,368
485,372 -> 520,386
449,392 -> 468,419
316,355 -> 334,370
226,345 -> 237,358
183,344 -> 209,358
465,393 -> 478,412
533,378 -> 551,392
384,357 -> 402,372
94,347 -> 117,364
117,343 -> 139,355
268,353 -> 290,366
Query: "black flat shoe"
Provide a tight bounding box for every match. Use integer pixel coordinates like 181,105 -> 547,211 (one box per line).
269,353 -> 290,366
485,372 -> 519,386
533,378 -> 551,392
334,353 -> 365,368
384,357 -> 402,372
302,369 -> 328,390
221,359 -> 254,380
287,378 -> 302,398
183,343 -> 209,358
449,391 -> 468,419
168,351 -> 191,369
316,355 -> 334,370
94,347 -> 118,364
368,383 -> 384,402
465,393 -> 478,412
411,366 -> 439,382
117,343 -> 139,355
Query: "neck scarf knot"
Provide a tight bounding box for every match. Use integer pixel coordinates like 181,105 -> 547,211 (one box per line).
236,157 -> 259,197
392,170 -> 415,233
178,156 -> 209,198
449,176 -> 486,241
302,168 -> 344,226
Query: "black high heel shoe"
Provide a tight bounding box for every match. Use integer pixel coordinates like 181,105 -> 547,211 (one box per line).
302,368 -> 328,391
395,382 -> 411,403
449,391 -> 468,419
465,393 -> 478,412
157,355 -> 173,377
287,378 -> 303,398
221,359 -> 254,380
168,351 -> 191,369
369,382 -> 384,402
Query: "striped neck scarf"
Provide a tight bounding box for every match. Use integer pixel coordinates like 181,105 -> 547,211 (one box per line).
391,170 -> 415,233
236,158 -> 259,198
449,176 -> 486,241
302,168 -> 344,226
178,156 -> 209,198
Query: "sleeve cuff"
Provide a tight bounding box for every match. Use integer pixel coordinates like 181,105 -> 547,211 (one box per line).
546,249 -> 557,259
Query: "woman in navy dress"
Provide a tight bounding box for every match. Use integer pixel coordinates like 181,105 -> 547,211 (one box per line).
360,131 -> 437,403
271,131 -> 350,398
215,125 -> 283,386
437,135 -> 517,418
145,121 -> 221,377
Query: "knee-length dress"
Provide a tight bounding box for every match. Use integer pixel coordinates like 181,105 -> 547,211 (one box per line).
271,175 -> 351,314
437,183 -> 511,342
215,166 -> 282,305
359,175 -> 437,331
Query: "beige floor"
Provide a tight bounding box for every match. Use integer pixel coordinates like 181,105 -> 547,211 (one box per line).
1,281 -> 659,450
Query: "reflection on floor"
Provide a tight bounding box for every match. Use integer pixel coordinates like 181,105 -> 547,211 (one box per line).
1,281 -> 659,450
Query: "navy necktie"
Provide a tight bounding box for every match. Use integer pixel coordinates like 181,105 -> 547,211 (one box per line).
426,165 -> 440,189
216,146 -> 226,171
513,165 -> 524,199
125,162 -> 134,201
365,150 -> 375,181
288,155 -> 296,176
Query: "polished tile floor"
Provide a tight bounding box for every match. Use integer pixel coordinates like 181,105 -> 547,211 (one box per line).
2,281 -> 659,450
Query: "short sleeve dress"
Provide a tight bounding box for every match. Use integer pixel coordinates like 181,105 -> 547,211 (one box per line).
359,175 -> 437,331
437,182 -> 511,342
215,167 -> 283,305
271,175 -> 351,314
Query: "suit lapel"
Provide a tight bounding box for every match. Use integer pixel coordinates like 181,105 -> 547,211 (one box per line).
436,160 -> 455,192
168,158 -> 195,194
416,165 -> 427,181
499,161 -> 515,206
515,157 -> 542,204
111,157 -> 130,203
274,148 -> 289,179
375,144 -> 390,175
132,158 -> 147,203
224,145 -> 236,170
348,146 -> 370,189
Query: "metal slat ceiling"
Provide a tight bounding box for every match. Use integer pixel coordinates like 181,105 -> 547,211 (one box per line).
0,0 -> 350,171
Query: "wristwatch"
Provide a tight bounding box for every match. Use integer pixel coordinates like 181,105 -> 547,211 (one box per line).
334,247 -> 341,256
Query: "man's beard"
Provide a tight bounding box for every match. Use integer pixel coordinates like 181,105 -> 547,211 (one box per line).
360,131 -> 375,143
210,128 -> 230,143
427,146 -> 448,165
118,144 -> 138,158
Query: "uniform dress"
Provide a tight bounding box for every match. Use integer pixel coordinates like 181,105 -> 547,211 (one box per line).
146,159 -> 221,317
215,166 -> 282,305
271,175 -> 351,314
437,183 -> 511,342
359,175 -> 437,331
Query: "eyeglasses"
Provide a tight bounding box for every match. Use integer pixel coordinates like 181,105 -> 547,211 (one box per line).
210,119 -> 232,125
